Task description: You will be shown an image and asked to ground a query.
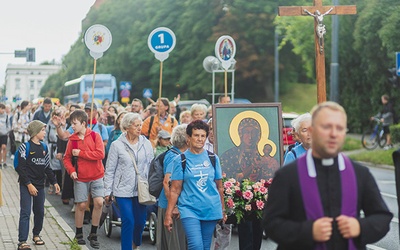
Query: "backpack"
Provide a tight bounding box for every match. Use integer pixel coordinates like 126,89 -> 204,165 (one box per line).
14,141 -> 48,170
148,149 -> 215,198
148,148 -> 180,197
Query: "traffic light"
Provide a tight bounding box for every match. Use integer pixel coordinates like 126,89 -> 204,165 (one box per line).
388,67 -> 399,87
26,48 -> 35,62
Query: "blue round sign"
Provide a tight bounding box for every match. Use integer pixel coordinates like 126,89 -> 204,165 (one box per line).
148,27 -> 176,62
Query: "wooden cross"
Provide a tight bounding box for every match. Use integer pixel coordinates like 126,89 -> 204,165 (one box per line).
279,0 -> 356,103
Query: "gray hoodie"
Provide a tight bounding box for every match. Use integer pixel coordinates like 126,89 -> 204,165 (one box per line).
104,133 -> 154,198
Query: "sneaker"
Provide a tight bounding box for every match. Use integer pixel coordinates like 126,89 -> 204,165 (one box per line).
10,154 -> 14,160
71,204 -> 76,213
74,233 -> 86,245
47,185 -> 54,195
87,233 -> 100,249
383,144 -> 393,150
2,163 -> 7,168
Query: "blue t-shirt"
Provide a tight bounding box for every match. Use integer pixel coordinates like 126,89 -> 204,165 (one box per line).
68,123 -> 109,141
283,143 -> 307,166
171,149 -> 223,220
158,146 -> 181,209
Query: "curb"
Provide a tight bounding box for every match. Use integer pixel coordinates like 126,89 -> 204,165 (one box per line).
45,199 -> 89,250
356,161 -> 395,171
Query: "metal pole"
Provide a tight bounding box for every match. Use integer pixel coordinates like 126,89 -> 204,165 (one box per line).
231,70 -> 235,102
212,71 -> 216,104
274,26 -> 279,102
330,0 -> 339,102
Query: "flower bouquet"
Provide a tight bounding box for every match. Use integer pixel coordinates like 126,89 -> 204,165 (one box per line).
223,176 -> 272,224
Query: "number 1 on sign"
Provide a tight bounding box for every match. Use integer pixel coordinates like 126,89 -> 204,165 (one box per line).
158,33 -> 164,44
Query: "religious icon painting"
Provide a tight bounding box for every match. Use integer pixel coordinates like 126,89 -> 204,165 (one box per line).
213,103 -> 283,182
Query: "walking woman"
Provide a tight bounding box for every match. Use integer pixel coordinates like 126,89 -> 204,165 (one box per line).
104,113 -> 154,250
164,120 -> 226,250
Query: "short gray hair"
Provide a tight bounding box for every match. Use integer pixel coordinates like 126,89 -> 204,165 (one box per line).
190,103 -> 207,115
121,112 -> 142,130
171,124 -> 188,148
292,113 -> 311,132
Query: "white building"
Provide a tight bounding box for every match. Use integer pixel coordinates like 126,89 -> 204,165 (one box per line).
4,64 -> 61,102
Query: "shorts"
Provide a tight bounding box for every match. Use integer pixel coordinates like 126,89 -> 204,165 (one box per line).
74,178 -> 104,203
383,125 -> 390,134
0,135 -> 7,146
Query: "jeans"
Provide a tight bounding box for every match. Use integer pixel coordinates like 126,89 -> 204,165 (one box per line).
181,217 -> 218,250
18,184 -> 45,242
116,197 -> 147,250
237,219 -> 263,250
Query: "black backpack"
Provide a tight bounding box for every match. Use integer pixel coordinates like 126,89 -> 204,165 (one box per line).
148,149 -> 215,198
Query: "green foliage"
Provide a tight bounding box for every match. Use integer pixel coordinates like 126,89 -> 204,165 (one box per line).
38,0 -> 400,134
349,148 -> 395,166
342,137 -> 363,151
280,82 -> 317,113
390,124 -> 400,144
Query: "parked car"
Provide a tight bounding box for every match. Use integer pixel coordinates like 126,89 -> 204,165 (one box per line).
282,112 -> 299,150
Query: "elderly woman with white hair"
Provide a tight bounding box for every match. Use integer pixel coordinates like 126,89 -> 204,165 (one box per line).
104,112 -> 154,250
157,124 -> 189,250
283,113 -> 312,165
190,103 -> 208,122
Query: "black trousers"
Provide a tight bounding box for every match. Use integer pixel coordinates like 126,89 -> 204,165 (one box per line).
237,218 -> 263,250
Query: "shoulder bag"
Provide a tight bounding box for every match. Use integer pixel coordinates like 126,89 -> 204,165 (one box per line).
127,148 -> 156,205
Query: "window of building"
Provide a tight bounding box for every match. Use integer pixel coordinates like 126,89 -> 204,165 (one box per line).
30,94 -> 34,100
15,79 -> 21,90
30,80 -> 35,89
37,80 -> 42,88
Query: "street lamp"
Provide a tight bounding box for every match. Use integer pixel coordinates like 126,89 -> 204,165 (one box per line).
203,56 -> 236,104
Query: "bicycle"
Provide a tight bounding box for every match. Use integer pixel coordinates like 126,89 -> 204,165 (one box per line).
361,117 -> 387,150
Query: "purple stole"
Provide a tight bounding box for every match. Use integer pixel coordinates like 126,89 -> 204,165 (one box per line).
297,152 -> 357,250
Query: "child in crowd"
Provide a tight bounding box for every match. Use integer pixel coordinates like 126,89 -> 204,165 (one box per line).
63,110 -> 105,249
16,120 -> 60,250
179,110 -> 192,124
155,130 -> 171,157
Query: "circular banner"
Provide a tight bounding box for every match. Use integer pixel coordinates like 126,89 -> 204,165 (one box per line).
148,27 -> 176,62
215,35 -> 236,70
84,24 -> 112,55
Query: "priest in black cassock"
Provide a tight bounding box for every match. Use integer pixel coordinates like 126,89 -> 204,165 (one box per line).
263,101 -> 392,250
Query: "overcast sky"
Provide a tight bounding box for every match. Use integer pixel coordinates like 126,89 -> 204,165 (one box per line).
0,0 -> 96,87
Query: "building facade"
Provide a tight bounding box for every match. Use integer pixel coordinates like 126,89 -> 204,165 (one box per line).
4,64 -> 61,102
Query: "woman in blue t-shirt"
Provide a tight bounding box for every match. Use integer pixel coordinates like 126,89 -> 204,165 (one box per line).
164,120 -> 226,250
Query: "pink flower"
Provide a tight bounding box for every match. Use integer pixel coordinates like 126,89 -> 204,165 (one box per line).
225,188 -> 233,195
242,190 -> 254,200
229,178 -> 236,183
245,204 -> 252,211
226,198 -> 235,209
256,200 -> 265,210
259,186 -> 268,195
224,181 -> 233,189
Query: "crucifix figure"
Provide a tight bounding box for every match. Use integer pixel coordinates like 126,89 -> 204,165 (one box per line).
279,0 -> 357,103
304,8 -> 333,54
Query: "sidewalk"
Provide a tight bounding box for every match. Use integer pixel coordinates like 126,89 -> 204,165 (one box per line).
0,162 -> 88,250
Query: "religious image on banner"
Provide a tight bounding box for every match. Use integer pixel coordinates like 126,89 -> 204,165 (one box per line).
213,103 -> 283,182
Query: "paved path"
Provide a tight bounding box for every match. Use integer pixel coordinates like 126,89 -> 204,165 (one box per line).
0,162 -> 88,250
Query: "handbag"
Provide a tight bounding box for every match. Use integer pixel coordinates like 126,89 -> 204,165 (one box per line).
127,149 -> 156,205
